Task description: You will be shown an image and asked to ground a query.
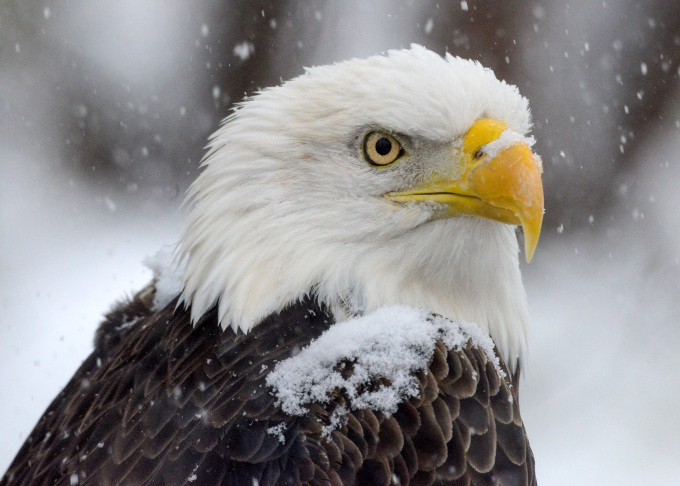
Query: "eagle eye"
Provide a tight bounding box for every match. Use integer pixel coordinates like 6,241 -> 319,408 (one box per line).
363,131 -> 403,166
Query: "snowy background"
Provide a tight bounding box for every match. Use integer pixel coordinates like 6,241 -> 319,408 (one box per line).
2,1 -> 680,484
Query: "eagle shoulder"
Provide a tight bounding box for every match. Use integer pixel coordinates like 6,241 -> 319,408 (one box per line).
1,286 -> 535,486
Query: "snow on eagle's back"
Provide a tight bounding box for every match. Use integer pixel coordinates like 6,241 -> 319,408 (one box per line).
266,306 -> 502,437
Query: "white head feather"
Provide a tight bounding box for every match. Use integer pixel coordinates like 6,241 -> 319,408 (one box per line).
178,45 -> 533,369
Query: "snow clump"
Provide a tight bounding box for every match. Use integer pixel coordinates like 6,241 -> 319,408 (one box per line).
266,306 -> 501,433
483,129 -> 537,162
143,245 -> 185,310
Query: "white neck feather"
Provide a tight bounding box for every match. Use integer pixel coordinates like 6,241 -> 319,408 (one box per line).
178,46 -> 532,369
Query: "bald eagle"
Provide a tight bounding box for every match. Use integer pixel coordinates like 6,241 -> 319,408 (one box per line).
2,46 -> 543,485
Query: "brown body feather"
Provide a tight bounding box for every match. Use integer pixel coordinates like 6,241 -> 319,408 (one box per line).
1,286 -> 536,485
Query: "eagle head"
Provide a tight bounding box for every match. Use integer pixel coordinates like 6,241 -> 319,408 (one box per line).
178,45 -> 544,370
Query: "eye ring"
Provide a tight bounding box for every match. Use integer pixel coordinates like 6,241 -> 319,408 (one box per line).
362,131 -> 404,166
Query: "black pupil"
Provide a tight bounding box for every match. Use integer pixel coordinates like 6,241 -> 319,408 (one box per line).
375,137 -> 392,156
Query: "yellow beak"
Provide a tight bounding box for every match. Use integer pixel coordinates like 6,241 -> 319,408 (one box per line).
386,119 -> 544,262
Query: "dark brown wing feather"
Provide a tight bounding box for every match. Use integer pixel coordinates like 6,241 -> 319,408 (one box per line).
1,286 -> 536,485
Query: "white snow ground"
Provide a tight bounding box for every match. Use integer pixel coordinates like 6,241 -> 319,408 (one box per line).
523,234 -> 680,485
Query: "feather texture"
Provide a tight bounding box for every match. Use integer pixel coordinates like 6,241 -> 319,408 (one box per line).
2,286 -> 535,485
